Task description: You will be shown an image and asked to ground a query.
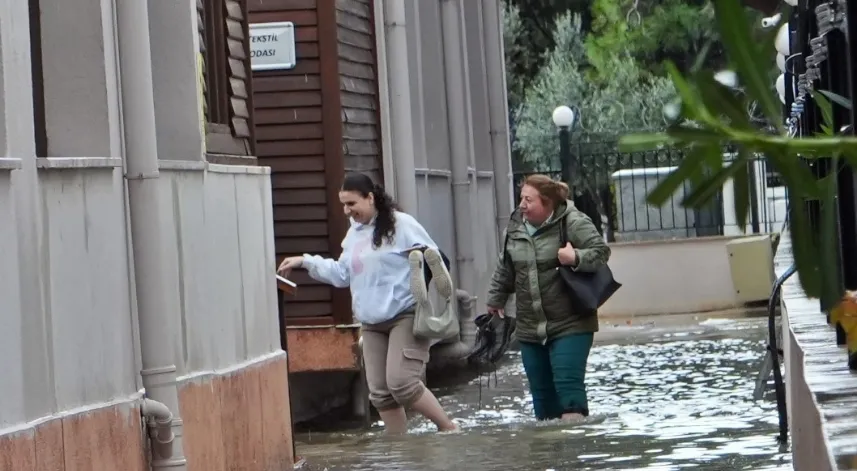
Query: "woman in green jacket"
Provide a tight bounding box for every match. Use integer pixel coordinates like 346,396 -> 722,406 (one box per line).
487,174 -> 610,422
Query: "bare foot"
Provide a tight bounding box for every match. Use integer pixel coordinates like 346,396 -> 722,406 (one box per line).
438,421 -> 461,433
561,412 -> 585,423
411,389 -> 457,433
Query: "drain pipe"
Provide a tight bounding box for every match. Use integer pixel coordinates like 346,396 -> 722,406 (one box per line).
372,0 -> 396,192
440,0 -> 477,296
115,0 -> 187,469
381,0 -> 418,211
480,0 -> 514,233
142,399 -> 176,459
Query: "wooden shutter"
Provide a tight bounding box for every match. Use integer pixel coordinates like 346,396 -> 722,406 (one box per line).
200,0 -> 257,162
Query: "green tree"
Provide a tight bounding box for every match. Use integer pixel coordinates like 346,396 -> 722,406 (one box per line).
502,3 -> 537,116
503,0 -> 593,104
585,0 -> 723,79
512,12 -> 676,172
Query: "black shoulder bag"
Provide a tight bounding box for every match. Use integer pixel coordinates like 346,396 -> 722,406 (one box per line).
556,215 -> 622,314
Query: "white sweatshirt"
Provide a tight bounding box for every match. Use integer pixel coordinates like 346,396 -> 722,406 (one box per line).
302,211 -> 438,325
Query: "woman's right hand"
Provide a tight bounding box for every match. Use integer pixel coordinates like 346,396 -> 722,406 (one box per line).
277,256 -> 304,277
487,305 -> 505,318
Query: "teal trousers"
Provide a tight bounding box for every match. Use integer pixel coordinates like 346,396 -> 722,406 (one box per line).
520,332 -> 594,420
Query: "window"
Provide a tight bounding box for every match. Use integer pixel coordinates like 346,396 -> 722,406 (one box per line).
29,0 -> 47,157
199,0 -> 256,159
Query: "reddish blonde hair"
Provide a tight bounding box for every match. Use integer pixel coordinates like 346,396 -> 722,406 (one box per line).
523,174 -> 570,208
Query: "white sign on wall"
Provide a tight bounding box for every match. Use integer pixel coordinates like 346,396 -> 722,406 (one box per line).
249,22 -> 296,71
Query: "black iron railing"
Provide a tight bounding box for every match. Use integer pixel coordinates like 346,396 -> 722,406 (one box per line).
512,140 -> 787,242
788,1 -> 857,353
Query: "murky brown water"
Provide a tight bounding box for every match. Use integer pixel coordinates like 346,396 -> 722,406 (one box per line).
296,317 -> 793,470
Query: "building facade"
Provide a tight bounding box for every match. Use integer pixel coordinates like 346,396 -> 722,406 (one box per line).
0,0 -> 292,470
248,0 -> 514,422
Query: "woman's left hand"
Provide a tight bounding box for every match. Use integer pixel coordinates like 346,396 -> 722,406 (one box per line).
557,242 -> 577,266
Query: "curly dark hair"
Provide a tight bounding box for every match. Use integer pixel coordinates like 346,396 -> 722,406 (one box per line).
341,173 -> 398,248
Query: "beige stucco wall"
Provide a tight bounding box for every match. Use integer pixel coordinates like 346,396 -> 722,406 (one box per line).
156,161 -> 281,375
600,236 -> 750,317
0,159 -> 282,413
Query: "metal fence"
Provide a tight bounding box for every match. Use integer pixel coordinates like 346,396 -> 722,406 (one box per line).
512,140 -> 788,242
788,0 -> 857,313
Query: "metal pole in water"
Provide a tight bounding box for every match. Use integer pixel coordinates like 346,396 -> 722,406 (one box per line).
767,263 -> 796,445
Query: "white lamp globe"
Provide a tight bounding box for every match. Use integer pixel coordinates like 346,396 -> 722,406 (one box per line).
776,54 -> 786,72
775,24 -> 790,56
714,70 -> 739,89
776,74 -> 786,104
552,105 -> 575,128
784,0 -> 797,5
663,100 -> 681,121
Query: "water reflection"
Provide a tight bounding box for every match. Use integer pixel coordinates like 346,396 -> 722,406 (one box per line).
297,318 -> 793,470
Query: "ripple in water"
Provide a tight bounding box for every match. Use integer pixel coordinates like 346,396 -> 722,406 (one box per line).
296,319 -> 793,470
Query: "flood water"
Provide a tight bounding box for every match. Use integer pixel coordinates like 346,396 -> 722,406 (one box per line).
296,317 -> 793,470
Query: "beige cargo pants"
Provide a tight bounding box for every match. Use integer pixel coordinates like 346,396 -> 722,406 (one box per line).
361,312 -> 431,411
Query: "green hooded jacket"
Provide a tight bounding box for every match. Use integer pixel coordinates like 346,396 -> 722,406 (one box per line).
486,200 -> 611,344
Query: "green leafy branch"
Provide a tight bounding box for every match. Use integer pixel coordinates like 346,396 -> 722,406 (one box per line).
618,0 -> 857,300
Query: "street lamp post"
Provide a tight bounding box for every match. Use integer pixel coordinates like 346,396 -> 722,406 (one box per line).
552,106 -> 576,185
552,105 -> 608,238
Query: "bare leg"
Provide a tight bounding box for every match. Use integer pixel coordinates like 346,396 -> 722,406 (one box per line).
385,314 -> 457,433
378,407 -> 408,434
411,389 -> 458,431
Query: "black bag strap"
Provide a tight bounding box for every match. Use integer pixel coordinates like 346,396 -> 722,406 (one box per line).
502,231 -> 509,264
559,214 -> 569,246
504,211 -> 574,264
501,209 -> 516,265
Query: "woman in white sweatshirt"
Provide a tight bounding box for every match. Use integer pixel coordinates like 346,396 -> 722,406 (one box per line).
278,172 -> 457,433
